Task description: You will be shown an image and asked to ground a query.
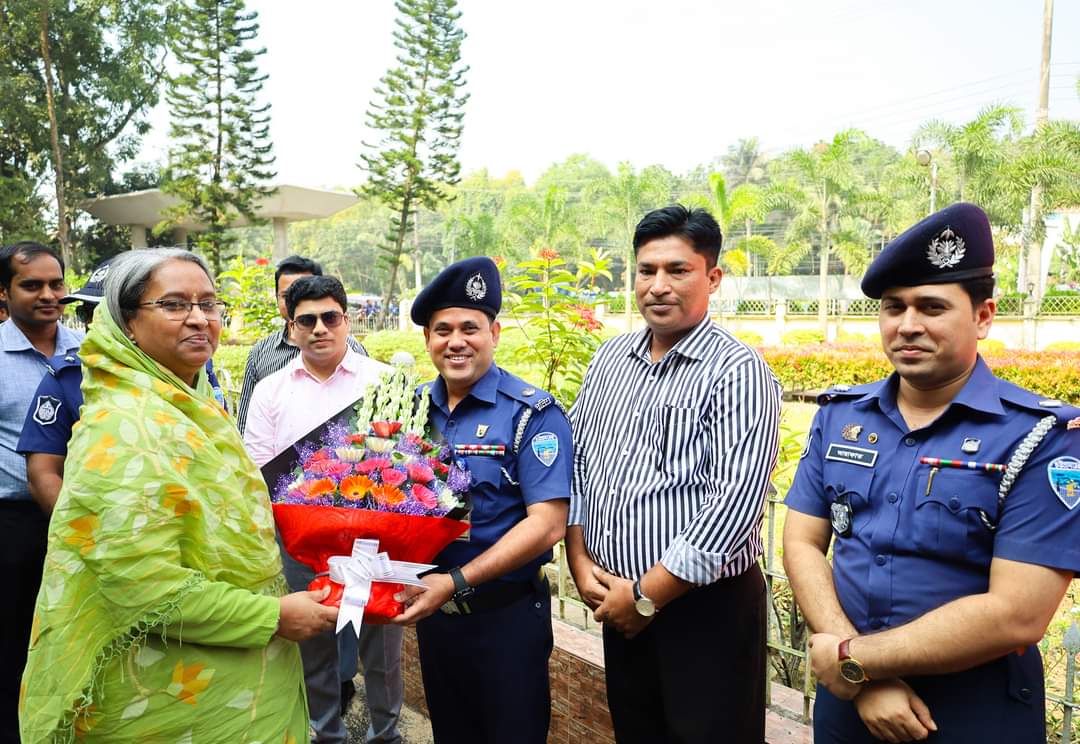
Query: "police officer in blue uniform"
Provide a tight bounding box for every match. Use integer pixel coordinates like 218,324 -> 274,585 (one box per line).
17,259 -> 227,513
783,203 -> 1080,743
392,256 -> 571,744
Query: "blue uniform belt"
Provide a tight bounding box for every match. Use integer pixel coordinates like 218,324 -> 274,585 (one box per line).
439,570 -> 547,615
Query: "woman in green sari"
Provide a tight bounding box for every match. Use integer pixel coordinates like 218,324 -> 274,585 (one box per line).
20,249 -> 338,743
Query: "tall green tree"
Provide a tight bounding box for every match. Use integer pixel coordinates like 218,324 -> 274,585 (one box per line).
360,0 -> 469,318
720,137 -> 768,188
162,0 -> 276,275
0,0 -> 168,264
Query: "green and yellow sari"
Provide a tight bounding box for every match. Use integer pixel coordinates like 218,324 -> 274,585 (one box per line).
20,306 -> 308,743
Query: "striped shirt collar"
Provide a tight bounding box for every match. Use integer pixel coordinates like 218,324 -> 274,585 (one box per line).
629,314 -> 715,363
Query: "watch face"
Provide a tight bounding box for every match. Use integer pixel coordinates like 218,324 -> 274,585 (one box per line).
839,659 -> 866,684
634,596 -> 655,617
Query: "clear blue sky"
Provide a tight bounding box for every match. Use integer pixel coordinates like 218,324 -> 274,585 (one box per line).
137,0 -> 1080,188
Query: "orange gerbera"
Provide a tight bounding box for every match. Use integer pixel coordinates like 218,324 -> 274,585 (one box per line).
307,478 -> 336,499
340,475 -> 373,502
370,484 -> 405,506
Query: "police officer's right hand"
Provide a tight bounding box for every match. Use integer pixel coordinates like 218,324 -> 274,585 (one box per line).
853,678 -> 937,742
276,586 -> 339,642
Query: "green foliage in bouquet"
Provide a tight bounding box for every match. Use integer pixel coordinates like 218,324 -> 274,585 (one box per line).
505,247 -> 612,404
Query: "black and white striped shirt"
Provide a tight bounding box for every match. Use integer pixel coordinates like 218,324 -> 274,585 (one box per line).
568,317 -> 781,584
235,328 -> 366,434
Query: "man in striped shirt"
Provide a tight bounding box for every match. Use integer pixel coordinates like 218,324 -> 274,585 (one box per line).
235,255 -> 365,434
567,205 -> 781,743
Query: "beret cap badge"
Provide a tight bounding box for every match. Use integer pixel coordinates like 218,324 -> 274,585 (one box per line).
464,272 -> 488,301
926,226 -> 966,269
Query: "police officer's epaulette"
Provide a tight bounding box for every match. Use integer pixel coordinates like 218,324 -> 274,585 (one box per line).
44,353 -> 81,377
997,379 -> 1080,428
816,380 -> 881,406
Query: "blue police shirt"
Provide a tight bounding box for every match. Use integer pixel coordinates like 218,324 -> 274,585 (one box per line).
0,320 -> 83,500
786,356 -> 1080,634
424,364 -> 572,586
17,355 -> 228,458
16,353 -> 83,457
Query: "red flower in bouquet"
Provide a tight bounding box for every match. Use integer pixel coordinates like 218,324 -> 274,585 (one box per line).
429,458 -> 449,477
340,475 -> 373,502
304,449 -> 332,469
295,477 -> 336,501
380,468 -> 407,487
357,457 -> 391,475
348,433 -> 367,445
411,484 -> 437,509
370,421 -> 403,437
371,484 -> 405,506
406,462 -> 435,484
309,459 -> 353,479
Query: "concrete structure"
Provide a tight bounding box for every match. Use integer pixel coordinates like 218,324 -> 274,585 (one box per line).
81,185 -> 358,260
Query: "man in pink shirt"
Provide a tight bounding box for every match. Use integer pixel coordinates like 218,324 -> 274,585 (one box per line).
244,275 -> 402,744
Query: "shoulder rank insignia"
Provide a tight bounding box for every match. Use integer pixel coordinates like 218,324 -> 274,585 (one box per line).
841,424 -> 862,442
1068,417 -> 1080,431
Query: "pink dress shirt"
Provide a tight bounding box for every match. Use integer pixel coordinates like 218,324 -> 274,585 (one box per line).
243,348 -> 391,467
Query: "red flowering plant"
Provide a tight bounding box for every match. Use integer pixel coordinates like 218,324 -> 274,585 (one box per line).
264,367 -> 470,626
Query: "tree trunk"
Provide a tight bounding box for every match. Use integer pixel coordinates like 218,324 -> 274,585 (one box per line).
1025,0 -> 1054,303
380,189 -> 412,326
39,4 -> 71,268
817,184 -> 830,331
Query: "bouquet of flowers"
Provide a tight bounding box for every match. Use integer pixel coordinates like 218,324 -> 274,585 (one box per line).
264,366 -> 470,631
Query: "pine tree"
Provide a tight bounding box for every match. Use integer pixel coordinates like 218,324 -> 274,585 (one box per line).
162,0 -> 275,274
360,0 -> 469,317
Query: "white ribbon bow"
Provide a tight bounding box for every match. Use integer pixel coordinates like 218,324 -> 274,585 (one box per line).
327,538 -> 435,637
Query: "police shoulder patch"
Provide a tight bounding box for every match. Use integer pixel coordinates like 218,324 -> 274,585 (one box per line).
1048,456 -> 1080,510
33,395 -> 62,426
531,432 -> 559,467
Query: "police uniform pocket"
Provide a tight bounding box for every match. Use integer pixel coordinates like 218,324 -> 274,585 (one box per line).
913,468 -> 999,564
822,464 -> 876,538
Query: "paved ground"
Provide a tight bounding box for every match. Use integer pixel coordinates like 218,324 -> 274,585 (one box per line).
343,675 -> 433,744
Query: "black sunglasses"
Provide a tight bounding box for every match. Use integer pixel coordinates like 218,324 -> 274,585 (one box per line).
293,311 -> 346,330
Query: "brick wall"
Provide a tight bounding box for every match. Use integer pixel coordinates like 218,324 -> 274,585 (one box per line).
400,617 -> 616,743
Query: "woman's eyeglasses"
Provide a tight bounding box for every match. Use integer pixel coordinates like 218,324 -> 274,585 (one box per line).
137,299 -> 227,321
292,311 -> 346,330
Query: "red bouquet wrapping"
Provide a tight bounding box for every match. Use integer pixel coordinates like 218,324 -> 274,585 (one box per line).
273,504 -> 468,620
261,367 -> 471,626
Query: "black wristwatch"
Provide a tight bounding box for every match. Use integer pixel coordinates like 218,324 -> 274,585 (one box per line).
449,566 -> 474,602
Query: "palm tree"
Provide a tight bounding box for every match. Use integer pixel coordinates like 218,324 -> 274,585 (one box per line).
913,104 -> 1023,203
721,137 -> 768,188
779,129 -> 864,328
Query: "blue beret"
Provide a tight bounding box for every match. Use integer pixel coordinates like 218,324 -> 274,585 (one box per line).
861,203 -> 994,299
411,256 -> 501,326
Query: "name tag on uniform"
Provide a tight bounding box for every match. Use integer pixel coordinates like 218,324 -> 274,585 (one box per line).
825,443 -> 878,468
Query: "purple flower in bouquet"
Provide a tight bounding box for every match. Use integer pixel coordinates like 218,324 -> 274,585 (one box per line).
447,463 -> 471,493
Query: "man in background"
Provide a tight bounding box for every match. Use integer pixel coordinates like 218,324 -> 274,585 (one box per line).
235,255 -> 365,433
0,242 -> 82,741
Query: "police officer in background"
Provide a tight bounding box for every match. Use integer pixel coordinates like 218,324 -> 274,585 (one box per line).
783,203 -> 1080,743
392,256 -> 571,744
17,258 -> 227,514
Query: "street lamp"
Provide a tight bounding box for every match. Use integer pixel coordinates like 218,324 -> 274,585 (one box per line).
916,149 -> 939,215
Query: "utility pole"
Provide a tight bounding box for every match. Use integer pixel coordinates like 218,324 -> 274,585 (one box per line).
1024,0 -> 1054,303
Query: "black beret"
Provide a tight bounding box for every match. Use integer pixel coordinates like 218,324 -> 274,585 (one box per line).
410,256 -> 501,326
861,202 -> 994,299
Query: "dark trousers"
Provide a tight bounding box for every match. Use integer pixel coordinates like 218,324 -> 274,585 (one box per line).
602,564 -> 766,744
0,502 -> 49,744
814,649 -> 1046,744
416,585 -> 553,744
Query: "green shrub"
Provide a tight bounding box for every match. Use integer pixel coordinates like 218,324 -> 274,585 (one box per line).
781,329 -> 826,346
1045,341 -> 1080,352
978,339 -> 1006,352
733,330 -> 764,346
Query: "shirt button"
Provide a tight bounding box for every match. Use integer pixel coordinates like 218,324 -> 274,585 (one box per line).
604,529 -> 612,537
948,496 -> 961,511
836,482 -> 845,493
870,618 -> 883,630
887,492 -> 898,504
632,411 -> 640,418
904,437 -> 916,446
1019,687 -> 1032,701
875,554 -> 887,566
622,450 -> 630,457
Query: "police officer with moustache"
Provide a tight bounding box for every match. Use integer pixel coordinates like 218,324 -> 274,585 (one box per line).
392,257 -> 571,744
783,203 -> 1080,743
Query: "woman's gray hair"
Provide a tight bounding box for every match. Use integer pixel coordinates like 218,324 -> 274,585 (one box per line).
104,249 -> 214,334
